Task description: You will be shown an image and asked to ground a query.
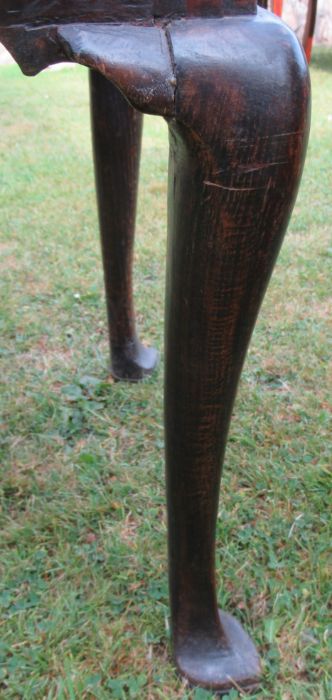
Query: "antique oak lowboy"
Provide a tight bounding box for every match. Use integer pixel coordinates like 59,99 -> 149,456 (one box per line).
0,0 -> 310,693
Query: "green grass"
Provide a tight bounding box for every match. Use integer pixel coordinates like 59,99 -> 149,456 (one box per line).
0,46 -> 331,699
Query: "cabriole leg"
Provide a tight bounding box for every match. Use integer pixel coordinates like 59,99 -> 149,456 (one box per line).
89,70 -> 158,380
165,12 -> 310,692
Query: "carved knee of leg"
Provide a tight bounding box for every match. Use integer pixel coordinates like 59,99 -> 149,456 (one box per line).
169,9 -> 310,194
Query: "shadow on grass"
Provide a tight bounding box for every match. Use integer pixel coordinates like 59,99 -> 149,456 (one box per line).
310,46 -> 332,73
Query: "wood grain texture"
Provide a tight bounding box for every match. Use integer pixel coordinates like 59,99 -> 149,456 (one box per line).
165,8 -> 310,690
0,2 -> 257,86
0,1 -> 158,25
0,22 -> 176,115
0,1 -> 310,692
90,71 -> 158,380
60,24 -> 175,115
0,1 -> 257,26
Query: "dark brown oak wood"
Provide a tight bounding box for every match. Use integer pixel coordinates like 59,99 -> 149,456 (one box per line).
0,1 -> 257,25
90,70 -> 158,380
166,12 -> 310,689
0,1 -> 310,692
258,0 -> 318,63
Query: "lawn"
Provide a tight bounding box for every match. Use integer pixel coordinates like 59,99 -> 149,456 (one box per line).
0,47 -> 331,700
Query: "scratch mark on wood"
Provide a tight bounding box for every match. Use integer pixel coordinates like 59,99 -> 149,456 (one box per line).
204,181 -> 266,192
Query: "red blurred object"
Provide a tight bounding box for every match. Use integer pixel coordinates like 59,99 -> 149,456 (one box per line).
305,35 -> 313,61
272,0 -> 283,16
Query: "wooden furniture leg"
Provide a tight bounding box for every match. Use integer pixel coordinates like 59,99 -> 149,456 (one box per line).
0,3 -> 311,693
164,12 -> 310,692
303,0 -> 318,62
89,70 -> 158,380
